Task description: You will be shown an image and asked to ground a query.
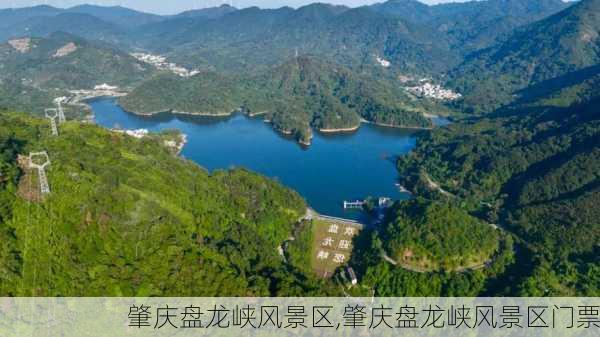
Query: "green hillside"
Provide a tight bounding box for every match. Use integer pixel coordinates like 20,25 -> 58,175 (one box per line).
0,32 -> 154,90
394,82 -> 600,295
0,112 -> 337,296
383,199 -> 500,272
451,0 -> 600,112
0,32 -> 156,114
372,0 -> 571,53
120,56 -> 435,144
133,4 -> 457,75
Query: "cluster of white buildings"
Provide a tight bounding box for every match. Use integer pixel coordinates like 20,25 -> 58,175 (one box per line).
94,83 -> 119,91
110,128 -> 148,139
69,84 -> 122,97
8,38 -> 32,53
131,52 -> 200,78
405,81 -> 462,101
124,129 -> 149,139
376,56 -> 391,68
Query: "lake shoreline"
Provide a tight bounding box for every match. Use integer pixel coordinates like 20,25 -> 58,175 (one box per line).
102,98 -> 445,147
360,119 -> 434,130
318,125 -> 360,133
90,97 -> 417,221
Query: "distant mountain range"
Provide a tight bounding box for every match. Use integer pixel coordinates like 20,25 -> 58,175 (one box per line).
371,0 -> 571,52
0,1 -> 574,73
0,0 -> 597,122
451,0 -> 600,111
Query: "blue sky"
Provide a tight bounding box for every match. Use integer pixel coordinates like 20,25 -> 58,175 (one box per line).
1,1 -> 451,15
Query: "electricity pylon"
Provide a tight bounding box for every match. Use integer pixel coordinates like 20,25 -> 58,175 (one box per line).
28,151 -> 51,195
45,108 -> 59,136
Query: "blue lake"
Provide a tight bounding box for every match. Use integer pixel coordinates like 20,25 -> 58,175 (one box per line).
90,97 -> 440,221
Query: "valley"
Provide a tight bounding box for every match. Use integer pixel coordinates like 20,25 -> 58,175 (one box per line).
0,0 -> 598,297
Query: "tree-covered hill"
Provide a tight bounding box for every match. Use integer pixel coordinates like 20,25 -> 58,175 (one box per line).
0,1 -> 574,77
119,56 -> 435,144
173,4 -> 239,20
0,4 -> 160,41
450,0 -> 600,112
394,78 -> 600,295
0,112 -> 341,296
0,79 -> 54,114
131,3 -> 457,75
63,5 -> 163,28
0,32 -> 154,90
371,0 -> 571,53
0,12 -> 126,44
382,199 -> 500,272
0,5 -> 63,32
0,32 -> 157,114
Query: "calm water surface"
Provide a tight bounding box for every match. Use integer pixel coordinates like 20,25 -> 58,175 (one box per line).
91,97 -> 442,221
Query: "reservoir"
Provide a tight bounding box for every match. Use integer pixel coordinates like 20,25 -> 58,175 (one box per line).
91,97 -> 440,221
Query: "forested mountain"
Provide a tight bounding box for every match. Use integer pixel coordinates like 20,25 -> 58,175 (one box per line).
382,199 -> 500,272
120,56 -> 434,144
0,32 -> 155,114
0,4 -> 160,32
172,4 -> 239,19
0,4 -> 161,44
356,0 -> 600,297
0,0 -> 598,297
451,0 -> 600,112
0,12 -> 127,44
0,33 -> 154,90
130,3 -> 456,74
0,5 -> 62,30
0,112 -> 338,296
371,0 -> 571,52
0,0 -> 573,74
394,73 -> 600,295
63,5 -> 162,28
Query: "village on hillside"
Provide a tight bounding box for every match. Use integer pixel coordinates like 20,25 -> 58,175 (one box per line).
131,53 -> 200,78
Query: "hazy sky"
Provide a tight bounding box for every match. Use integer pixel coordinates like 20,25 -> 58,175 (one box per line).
1,0 -> 452,15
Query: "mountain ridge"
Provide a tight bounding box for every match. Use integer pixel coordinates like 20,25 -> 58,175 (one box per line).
450,0 -> 600,112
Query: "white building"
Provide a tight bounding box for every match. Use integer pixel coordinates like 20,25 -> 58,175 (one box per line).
406,82 -> 462,101
347,267 -> 358,285
94,83 -> 119,91
124,129 -> 149,139
376,56 -> 391,68
131,52 -> 200,78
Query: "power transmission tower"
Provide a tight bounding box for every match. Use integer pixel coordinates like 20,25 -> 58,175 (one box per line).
28,151 -> 51,195
57,101 -> 66,123
45,108 -> 59,136
53,97 -> 67,123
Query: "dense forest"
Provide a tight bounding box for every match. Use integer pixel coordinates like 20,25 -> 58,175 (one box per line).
394,85 -> 600,295
120,56 -> 434,144
0,32 -> 154,90
0,0 -> 598,297
0,111 -> 525,297
382,199 -> 500,272
450,0 -> 600,112
0,112 -> 342,296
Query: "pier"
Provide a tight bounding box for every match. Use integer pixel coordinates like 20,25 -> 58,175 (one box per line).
343,200 -> 365,209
